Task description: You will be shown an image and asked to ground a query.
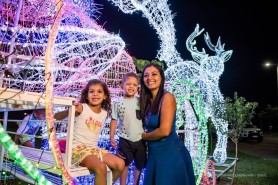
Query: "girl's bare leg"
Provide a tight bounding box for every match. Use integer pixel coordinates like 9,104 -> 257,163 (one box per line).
80,155 -> 107,185
103,153 -> 125,183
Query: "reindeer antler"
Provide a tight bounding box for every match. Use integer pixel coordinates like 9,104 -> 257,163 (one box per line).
186,24 -> 207,63
204,33 -> 225,56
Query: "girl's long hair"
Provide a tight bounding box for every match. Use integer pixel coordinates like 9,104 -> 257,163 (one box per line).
80,79 -> 112,116
139,63 -> 165,119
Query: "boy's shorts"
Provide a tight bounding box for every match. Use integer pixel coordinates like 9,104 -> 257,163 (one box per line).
118,137 -> 146,170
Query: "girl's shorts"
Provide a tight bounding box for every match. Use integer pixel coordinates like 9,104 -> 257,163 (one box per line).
72,145 -> 109,165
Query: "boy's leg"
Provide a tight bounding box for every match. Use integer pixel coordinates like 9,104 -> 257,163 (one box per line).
23,140 -> 34,148
120,165 -> 129,185
133,167 -> 141,185
134,139 -> 147,185
116,138 -> 134,184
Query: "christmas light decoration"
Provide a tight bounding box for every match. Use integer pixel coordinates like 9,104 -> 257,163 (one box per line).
169,79 -> 208,184
109,0 -> 233,166
0,0 -> 136,184
0,0 -> 233,184
0,124 -> 52,185
0,0 -> 134,97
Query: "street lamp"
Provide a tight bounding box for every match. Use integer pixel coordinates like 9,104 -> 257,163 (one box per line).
264,61 -> 278,98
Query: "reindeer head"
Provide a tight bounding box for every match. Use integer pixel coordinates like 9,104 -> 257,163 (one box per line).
186,24 -> 233,81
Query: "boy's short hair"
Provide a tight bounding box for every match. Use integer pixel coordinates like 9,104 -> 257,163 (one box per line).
122,72 -> 139,84
34,109 -> 45,114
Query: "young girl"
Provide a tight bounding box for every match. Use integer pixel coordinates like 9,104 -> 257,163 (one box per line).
55,79 -> 125,185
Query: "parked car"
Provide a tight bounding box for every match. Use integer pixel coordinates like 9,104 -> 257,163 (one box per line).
239,124 -> 263,142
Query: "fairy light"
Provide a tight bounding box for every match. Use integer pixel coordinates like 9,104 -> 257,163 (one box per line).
110,0 -> 233,183
0,125 -> 53,185
1,0 -> 233,184
0,0 -> 132,97
169,79 -> 208,184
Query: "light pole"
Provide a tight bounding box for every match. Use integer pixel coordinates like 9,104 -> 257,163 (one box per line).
264,61 -> 278,98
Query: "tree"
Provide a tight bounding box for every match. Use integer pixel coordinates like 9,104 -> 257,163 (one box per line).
257,105 -> 278,131
215,92 -> 258,185
132,57 -> 166,78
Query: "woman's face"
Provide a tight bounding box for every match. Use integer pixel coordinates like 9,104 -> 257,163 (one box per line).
143,66 -> 162,91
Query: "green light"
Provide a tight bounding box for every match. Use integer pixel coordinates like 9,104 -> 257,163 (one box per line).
0,124 -> 53,185
1,135 -> 10,142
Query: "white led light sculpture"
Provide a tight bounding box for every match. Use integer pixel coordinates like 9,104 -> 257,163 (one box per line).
0,0 -> 233,184
168,79 -> 208,184
0,0 -> 136,183
109,0 -> 233,167
0,0 -> 136,97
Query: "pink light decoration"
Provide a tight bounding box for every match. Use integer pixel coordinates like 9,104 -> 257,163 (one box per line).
44,0 -> 73,184
0,1 -> 136,183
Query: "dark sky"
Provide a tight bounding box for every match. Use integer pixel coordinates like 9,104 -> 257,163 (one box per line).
96,1 -> 278,107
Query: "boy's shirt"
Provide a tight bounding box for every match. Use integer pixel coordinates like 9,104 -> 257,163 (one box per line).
111,96 -> 144,142
17,114 -> 41,135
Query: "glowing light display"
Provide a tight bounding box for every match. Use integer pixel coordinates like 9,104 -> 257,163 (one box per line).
109,1 -> 232,165
0,124 -> 52,185
0,0 -> 232,184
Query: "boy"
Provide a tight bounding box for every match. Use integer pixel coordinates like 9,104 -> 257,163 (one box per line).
14,109 -> 45,148
110,72 -> 146,185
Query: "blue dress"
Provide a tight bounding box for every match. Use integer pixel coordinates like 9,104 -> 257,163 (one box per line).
143,112 -> 196,185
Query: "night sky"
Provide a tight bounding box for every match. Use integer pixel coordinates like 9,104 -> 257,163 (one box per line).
96,1 -> 278,107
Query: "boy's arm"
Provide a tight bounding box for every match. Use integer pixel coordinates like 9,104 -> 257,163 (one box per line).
14,115 -> 30,144
14,134 -> 19,144
110,119 -> 118,148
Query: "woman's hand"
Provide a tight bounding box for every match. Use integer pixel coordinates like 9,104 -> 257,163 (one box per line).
141,132 -> 147,140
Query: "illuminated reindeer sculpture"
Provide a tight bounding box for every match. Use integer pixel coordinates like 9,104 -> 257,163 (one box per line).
165,24 -> 233,164
108,1 -> 233,183
110,0 -> 232,163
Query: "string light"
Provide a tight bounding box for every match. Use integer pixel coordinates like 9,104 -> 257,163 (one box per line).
1,0 -> 233,184
110,1 -> 232,183
0,125 -> 53,185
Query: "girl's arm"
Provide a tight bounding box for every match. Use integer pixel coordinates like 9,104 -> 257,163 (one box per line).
54,109 -> 69,120
54,104 -> 83,120
109,119 -> 118,148
142,93 -> 176,141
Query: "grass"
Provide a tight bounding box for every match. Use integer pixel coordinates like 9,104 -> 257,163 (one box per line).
2,139 -> 278,185
216,148 -> 278,185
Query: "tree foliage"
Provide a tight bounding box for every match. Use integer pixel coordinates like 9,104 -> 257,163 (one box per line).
258,105 -> 278,131
132,57 -> 166,78
223,92 -> 258,142
215,92 -> 258,185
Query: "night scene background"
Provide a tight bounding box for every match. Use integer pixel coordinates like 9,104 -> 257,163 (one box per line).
96,0 -> 278,108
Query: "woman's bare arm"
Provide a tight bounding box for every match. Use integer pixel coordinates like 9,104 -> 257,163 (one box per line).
142,93 -> 176,141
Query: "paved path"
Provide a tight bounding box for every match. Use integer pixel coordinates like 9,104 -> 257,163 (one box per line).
227,132 -> 278,161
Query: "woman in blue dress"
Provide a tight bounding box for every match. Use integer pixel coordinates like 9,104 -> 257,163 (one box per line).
139,63 -> 196,185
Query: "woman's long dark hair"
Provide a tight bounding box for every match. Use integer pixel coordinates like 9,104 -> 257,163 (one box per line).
140,63 -> 165,119
80,79 -> 112,116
